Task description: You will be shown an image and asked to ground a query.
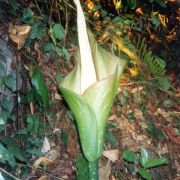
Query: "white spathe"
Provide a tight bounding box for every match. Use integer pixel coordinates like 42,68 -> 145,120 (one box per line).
73,0 -> 97,94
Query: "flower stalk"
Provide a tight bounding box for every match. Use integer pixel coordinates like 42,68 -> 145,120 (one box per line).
59,0 -> 126,179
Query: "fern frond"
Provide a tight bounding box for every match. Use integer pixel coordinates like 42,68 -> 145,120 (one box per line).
136,37 -> 166,76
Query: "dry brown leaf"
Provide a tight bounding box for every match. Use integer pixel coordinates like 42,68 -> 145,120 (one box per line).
165,128 -> 180,145
54,93 -> 62,100
30,102 -> 34,114
33,157 -> 53,169
134,109 -> 144,121
38,176 -> 48,180
136,7 -> 144,15
155,108 -> 170,118
103,149 -> 120,162
99,160 -> 111,180
146,101 -> 156,113
8,24 -> 31,49
131,86 -> 143,93
108,115 -> 117,121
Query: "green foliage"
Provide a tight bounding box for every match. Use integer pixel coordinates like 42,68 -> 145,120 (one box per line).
138,168 -> 151,180
21,8 -> 34,24
29,23 -> 46,41
61,130 -> 68,147
123,148 -> 169,180
105,133 -> 116,145
151,15 -> 161,29
0,143 -> 16,167
158,76 -> 171,90
27,114 -> 39,134
119,90 -> 129,106
4,74 -> 16,91
49,23 -> 65,42
143,158 -> 169,169
123,150 -> 136,163
75,156 -> 89,180
137,38 -> 166,76
29,66 -> 49,109
146,121 -> 165,140
0,136 -> 28,162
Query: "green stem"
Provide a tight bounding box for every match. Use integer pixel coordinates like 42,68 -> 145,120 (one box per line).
88,159 -> 99,180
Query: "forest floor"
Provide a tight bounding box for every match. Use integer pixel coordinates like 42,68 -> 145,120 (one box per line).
0,5 -> 180,180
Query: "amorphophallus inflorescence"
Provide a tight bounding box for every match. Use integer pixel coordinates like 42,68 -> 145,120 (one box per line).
58,0 -> 126,179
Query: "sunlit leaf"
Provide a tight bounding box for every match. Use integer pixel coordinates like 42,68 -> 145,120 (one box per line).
140,148 -> 149,167
138,168 -> 151,180
144,158 -> 169,169
123,150 -> 136,163
0,143 -> 16,167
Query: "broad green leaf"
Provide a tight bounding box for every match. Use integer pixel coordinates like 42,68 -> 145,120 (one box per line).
123,150 -> 136,163
1,98 -> 13,114
0,112 -> 9,123
144,158 -> 169,169
0,143 -> 16,167
0,136 -> 28,162
30,66 -> 49,108
140,148 -> 149,167
27,89 -> 35,103
138,168 -> 151,180
21,8 -> 33,24
53,24 -> 64,40
27,114 -> 39,134
4,74 -> 16,91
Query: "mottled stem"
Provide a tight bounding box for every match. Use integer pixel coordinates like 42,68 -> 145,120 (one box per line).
88,159 -> 99,180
